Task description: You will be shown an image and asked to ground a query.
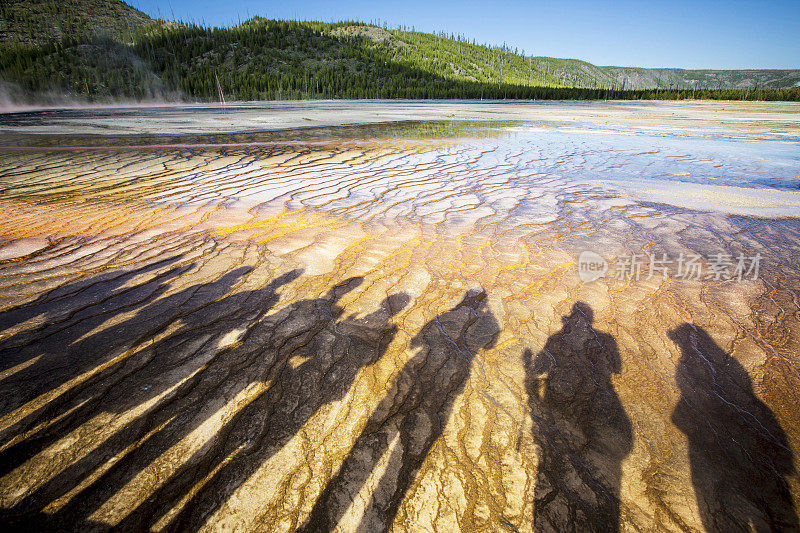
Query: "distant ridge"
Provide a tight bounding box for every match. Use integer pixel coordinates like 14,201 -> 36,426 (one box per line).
1,0 -> 798,103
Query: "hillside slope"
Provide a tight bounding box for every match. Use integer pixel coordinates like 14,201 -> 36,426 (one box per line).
0,0 -> 153,45
334,25 -> 800,90
1,1 -> 798,103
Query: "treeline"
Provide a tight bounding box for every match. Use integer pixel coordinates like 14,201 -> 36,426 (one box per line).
0,0 -> 153,46
2,19 -> 799,102
1,36 -> 169,99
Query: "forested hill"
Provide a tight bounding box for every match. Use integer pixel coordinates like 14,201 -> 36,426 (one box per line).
0,0 -> 153,45
1,0 -> 799,103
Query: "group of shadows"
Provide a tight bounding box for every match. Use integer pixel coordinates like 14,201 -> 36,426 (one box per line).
0,257 -> 796,532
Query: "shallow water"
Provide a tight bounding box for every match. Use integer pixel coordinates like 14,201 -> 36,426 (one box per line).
0,102 -> 798,531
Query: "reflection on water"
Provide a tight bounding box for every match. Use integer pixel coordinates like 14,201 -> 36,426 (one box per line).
1,118 -> 798,220
0,120 -> 514,148
0,105 -> 798,531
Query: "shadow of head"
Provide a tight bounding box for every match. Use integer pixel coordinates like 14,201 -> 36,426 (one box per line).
450,287 -> 499,351
273,268 -> 304,287
668,323 -> 756,396
454,287 -> 489,310
382,292 -> 411,317
337,293 -> 410,351
223,265 -> 254,279
522,347 -> 534,367
328,276 -> 364,301
669,323 -> 727,372
667,322 -> 697,347
562,301 -> 593,326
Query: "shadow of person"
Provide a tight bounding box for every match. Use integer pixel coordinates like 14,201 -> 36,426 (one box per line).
0,264 -> 269,479
132,289 -> 412,532
0,277 -> 406,532
0,253 -> 185,356
524,302 -> 632,532
670,323 -> 799,531
0,267 -> 303,528
300,288 -> 499,533
0,255 -> 194,417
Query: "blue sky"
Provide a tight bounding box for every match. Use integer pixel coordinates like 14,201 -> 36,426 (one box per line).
128,0 -> 800,69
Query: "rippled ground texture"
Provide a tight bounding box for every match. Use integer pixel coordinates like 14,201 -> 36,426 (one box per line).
0,101 -> 799,532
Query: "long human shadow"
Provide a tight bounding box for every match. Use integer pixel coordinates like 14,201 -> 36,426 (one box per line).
0,266 -> 304,528
670,323 -> 799,531
523,302 -> 632,532
0,254 -> 193,416
300,288 -> 499,532
0,253 -> 184,354
0,263 -> 267,478
116,290 -> 411,532
2,274 -> 395,531
34,275 -> 362,529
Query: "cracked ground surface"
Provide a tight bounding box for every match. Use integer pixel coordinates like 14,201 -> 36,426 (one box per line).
0,102 -> 798,532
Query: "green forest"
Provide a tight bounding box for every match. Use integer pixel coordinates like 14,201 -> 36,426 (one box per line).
2,2 -> 799,102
